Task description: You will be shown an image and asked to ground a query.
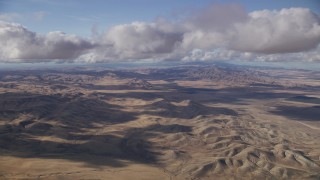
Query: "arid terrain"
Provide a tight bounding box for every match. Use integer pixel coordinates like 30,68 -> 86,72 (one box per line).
0,64 -> 320,180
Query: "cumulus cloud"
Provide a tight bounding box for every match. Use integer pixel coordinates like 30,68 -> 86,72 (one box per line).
0,3 -> 320,63
181,47 -> 320,62
77,19 -> 185,62
84,5 -> 320,62
179,6 -> 320,54
229,8 -> 320,53
0,21 -> 94,62
104,21 -> 183,59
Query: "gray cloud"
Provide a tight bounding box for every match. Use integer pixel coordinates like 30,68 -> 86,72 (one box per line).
104,21 -> 183,58
181,47 -> 320,62
185,3 -> 247,32
229,8 -> 320,53
0,21 -> 94,62
0,4 -> 320,63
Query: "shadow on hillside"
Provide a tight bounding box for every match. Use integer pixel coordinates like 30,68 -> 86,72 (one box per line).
144,100 -> 238,119
286,95 -> 320,105
90,85 -> 302,106
270,105 -> 320,121
0,92 -> 137,127
0,88 -> 313,168
0,120 -> 192,167
0,92 -> 196,167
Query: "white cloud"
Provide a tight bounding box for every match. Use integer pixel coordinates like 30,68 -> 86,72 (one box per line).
0,4 -> 319,63
229,8 -> 320,53
181,46 -> 320,62
0,21 -> 94,62
104,21 -> 183,58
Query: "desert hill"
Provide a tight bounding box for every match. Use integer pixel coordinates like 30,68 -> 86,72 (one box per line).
0,65 -> 320,179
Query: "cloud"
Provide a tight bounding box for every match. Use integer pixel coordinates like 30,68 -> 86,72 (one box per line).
76,19 -> 185,62
181,47 -> 320,62
104,21 -> 183,58
229,8 -> 320,53
179,6 -> 320,54
82,5 -> 320,62
185,3 -> 247,32
0,21 -> 94,62
0,3 -> 320,63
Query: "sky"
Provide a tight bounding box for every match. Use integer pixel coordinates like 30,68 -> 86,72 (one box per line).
0,0 -> 320,64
